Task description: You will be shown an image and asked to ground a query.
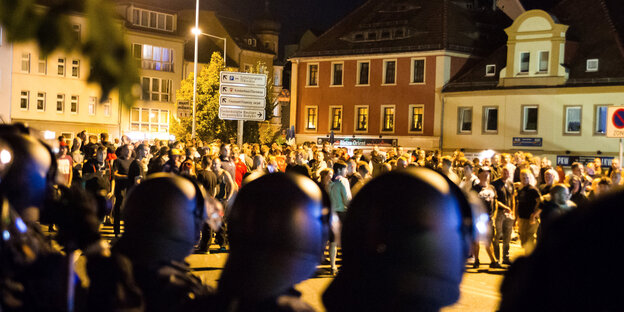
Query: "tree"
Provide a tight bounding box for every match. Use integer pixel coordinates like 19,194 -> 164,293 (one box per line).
0,0 -> 139,106
174,53 -> 278,144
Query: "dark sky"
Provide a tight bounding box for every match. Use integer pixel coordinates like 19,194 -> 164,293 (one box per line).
224,0 -> 368,45
221,0 -> 559,47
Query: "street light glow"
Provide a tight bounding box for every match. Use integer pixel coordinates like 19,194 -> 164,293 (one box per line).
191,27 -> 201,35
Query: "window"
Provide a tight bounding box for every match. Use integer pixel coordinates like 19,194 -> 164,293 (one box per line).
522,105 -> 539,132
538,51 -> 549,72
519,52 -> 530,73
367,32 -> 377,40
36,92 -> 45,111
131,8 -> 175,32
384,60 -> 396,84
21,53 -> 30,73
38,55 -> 46,74
70,96 -> 78,113
20,91 -> 29,110
141,77 -> 171,102
587,59 -> 599,72
411,59 -> 425,83
72,24 -> 81,40
88,96 -> 96,115
408,105 -> 424,133
329,106 -> 342,131
564,106 -> 582,134
71,60 -> 80,78
57,58 -> 65,76
103,99 -> 111,117
355,106 -> 368,132
357,61 -> 369,85
595,105 -> 609,135
243,64 -> 252,73
130,108 -> 170,132
132,44 -> 174,72
331,63 -> 343,86
307,64 -> 318,86
483,107 -> 498,133
381,31 -> 391,39
56,94 -> 65,113
274,71 -> 281,86
458,107 -> 472,133
485,64 -> 496,77
381,106 -> 395,132
305,106 -> 317,130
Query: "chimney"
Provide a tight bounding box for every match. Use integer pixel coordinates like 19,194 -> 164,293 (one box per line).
496,0 -> 525,20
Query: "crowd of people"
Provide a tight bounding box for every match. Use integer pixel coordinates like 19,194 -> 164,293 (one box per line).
3,122 -> 624,311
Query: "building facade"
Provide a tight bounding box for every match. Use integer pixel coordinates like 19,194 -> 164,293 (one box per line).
9,15 -> 122,141
442,1 -> 624,162
0,27 -> 12,124
289,0 -> 507,149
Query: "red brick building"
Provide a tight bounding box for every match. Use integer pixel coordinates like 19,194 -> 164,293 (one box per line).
288,0 -> 507,149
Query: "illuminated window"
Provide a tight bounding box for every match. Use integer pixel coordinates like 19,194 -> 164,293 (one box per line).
21,53 -> 30,73
130,108 -> 170,132
88,96 -> 97,115
133,44 -> 173,72
409,105 -> 424,132
355,106 -> 368,132
141,77 -> 171,102
305,106 -> 317,130
103,99 -> 111,117
330,106 -> 342,131
381,106 -> 395,132
38,55 -> 46,74
131,8 -> 174,32
564,106 -> 581,134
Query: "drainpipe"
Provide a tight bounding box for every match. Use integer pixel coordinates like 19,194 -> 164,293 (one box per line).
439,94 -> 445,152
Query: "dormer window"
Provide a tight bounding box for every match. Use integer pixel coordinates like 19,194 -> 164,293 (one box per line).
519,52 -> 530,74
367,32 -> 377,40
538,51 -> 549,73
485,64 -> 496,77
247,38 -> 256,47
132,8 -> 174,32
586,59 -> 599,72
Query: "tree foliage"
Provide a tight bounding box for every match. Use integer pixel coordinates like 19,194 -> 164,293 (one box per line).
0,0 -> 139,106
174,52 -> 278,144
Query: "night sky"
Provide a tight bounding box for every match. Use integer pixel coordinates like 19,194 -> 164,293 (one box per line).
221,0 -> 559,48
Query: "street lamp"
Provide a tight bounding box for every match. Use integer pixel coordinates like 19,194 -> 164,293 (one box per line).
190,27 -> 227,139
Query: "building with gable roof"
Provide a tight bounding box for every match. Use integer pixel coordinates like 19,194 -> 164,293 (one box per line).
442,0 -> 624,162
289,0 -> 508,149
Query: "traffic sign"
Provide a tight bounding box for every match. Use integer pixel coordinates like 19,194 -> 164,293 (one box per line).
220,84 -> 266,97
219,95 -> 266,108
219,107 -> 265,121
220,71 -> 267,86
606,107 -> 624,137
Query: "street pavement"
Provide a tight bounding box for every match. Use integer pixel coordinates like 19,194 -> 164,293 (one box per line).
91,224 -> 525,311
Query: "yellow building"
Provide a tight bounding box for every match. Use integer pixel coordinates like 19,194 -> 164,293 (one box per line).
442,3 -> 624,163
9,14 -> 121,141
115,1 -> 185,141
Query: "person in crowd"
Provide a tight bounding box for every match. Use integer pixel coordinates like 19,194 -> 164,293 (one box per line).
218,143 -> 236,180
568,175 -> 588,207
471,167 -> 501,269
128,143 -> 148,188
310,150 -> 328,181
440,156 -> 459,184
162,148 -> 183,174
211,157 -> 237,251
370,147 -> 385,178
537,184 -> 575,240
396,156 -> 408,170
610,168 -> 622,187
285,150 -> 311,178
459,160 -> 478,193
539,168 -> 558,195
112,144 -> 133,237
516,169 -> 542,255
328,161 -> 352,275
492,166 -> 515,265
56,142 -> 73,187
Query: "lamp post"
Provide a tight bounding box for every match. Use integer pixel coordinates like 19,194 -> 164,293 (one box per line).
190,27 -> 227,140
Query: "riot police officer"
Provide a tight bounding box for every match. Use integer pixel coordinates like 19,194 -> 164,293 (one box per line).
323,168 -> 481,312
216,172 -> 328,311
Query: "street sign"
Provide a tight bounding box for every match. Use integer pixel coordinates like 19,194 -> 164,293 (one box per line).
606,106 -> 624,137
220,84 -> 266,97
177,100 -> 191,118
219,95 -> 266,108
219,107 -> 265,121
220,71 -> 267,86
512,137 -> 542,147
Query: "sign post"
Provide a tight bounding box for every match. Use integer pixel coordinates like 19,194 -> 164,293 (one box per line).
219,71 -> 268,146
605,106 -> 624,168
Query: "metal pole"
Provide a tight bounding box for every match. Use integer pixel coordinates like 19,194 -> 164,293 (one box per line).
237,120 -> 243,147
620,138 -> 624,169
223,39 -> 227,68
191,0 -> 199,139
